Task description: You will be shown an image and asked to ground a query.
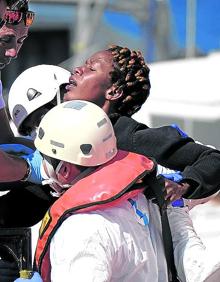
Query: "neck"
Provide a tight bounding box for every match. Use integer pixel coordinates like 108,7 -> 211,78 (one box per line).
102,99 -> 117,116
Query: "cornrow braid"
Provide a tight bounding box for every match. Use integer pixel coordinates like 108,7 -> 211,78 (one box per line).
107,44 -> 151,117
7,0 -> 29,11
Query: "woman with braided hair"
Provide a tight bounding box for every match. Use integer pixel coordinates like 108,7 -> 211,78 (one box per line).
105,45 -> 151,117
64,44 -> 220,201
65,45 -> 151,118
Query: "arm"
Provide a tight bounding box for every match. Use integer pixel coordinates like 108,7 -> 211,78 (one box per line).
0,150 -> 28,181
0,81 -> 14,143
168,206 -> 220,282
131,122 -> 220,199
0,144 -> 44,184
0,108 -> 35,148
0,107 -> 15,143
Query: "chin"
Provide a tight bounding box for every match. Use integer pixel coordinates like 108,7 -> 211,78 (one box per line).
63,93 -> 79,102
63,95 -> 70,102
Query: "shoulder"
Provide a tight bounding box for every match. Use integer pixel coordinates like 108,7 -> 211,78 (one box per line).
50,213 -> 115,280
52,212 -> 115,247
114,116 -> 147,133
114,116 -> 148,151
114,116 -> 182,142
50,212 -> 118,266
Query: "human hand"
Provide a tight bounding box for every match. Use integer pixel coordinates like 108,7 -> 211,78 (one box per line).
21,150 -> 44,184
0,144 -> 44,184
157,164 -> 183,183
14,272 -> 43,282
165,179 -> 190,203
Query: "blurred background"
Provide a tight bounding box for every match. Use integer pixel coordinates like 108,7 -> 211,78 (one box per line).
1,0 -> 219,263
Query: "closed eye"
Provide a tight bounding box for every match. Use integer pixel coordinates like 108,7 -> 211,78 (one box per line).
86,64 -> 95,71
0,36 -> 12,44
85,60 -> 96,71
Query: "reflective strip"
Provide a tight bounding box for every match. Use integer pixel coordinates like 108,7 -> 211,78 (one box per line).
128,198 -> 149,226
50,140 -> 64,148
97,118 -> 107,128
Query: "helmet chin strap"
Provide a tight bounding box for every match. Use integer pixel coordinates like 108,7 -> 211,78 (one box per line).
54,73 -> 61,105
30,128 -> 37,140
56,88 -> 61,105
42,157 -> 97,198
42,159 -> 71,197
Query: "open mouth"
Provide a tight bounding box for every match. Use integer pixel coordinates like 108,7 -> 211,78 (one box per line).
69,78 -> 77,87
65,78 -> 77,91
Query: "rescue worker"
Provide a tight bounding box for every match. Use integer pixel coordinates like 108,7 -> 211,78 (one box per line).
15,100 -> 220,282
0,2 -> 35,282
0,65 -> 70,228
0,0 -> 35,146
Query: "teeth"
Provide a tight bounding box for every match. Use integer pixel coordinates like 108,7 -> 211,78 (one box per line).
69,79 -> 77,86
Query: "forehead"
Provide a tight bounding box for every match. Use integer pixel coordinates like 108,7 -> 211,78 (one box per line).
88,50 -> 113,64
0,21 -> 28,37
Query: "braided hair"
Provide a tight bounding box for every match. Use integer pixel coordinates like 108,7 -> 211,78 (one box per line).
5,0 -> 17,6
7,0 -> 29,11
107,44 -> 151,118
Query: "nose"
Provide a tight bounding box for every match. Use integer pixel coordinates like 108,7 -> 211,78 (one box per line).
5,47 -> 18,59
72,66 -> 83,75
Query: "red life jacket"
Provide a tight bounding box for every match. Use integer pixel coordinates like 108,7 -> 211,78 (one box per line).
35,150 -> 156,282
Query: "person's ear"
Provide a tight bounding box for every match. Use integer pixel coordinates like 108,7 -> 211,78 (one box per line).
105,86 -> 123,101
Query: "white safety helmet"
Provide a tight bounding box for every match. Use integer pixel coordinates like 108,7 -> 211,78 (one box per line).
8,64 -> 70,135
35,100 -> 117,167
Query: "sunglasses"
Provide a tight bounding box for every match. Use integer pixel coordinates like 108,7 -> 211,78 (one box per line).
0,9 -> 35,28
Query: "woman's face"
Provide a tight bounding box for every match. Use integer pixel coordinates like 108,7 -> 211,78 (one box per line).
64,50 -> 114,108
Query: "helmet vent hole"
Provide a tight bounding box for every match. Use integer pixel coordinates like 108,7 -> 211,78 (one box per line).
27,88 -> 42,101
38,127 -> 45,139
80,144 -> 92,155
